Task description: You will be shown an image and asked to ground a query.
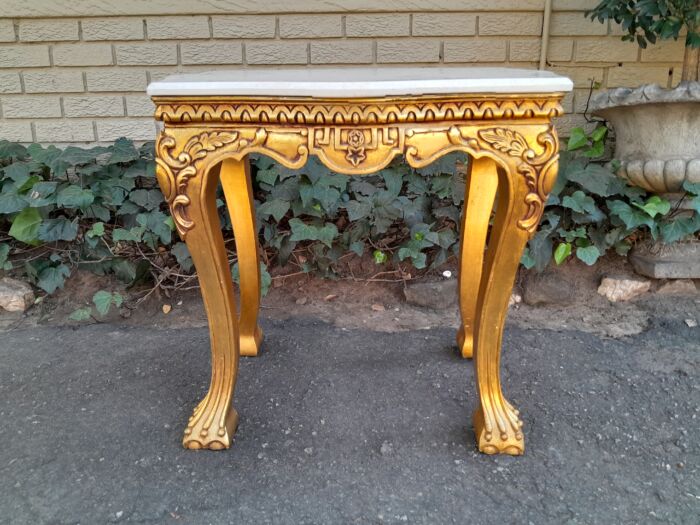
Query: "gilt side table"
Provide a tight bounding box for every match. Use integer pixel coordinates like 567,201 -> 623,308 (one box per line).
148,67 -> 573,455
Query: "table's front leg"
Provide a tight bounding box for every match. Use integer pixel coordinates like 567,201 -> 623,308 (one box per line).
220,157 -> 264,357
470,126 -> 559,455
156,134 -> 241,450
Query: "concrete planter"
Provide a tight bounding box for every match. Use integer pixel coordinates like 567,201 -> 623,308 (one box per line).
590,82 -> 700,193
591,83 -> 700,279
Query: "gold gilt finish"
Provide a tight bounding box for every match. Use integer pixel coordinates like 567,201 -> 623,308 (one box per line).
153,93 -> 562,455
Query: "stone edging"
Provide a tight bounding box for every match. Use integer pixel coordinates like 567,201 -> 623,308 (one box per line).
590,82 -> 700,111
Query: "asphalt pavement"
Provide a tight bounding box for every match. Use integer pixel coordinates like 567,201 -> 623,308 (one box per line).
0,316 -> 698,524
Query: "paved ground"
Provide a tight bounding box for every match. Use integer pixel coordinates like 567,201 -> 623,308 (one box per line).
0,314 -> 698,524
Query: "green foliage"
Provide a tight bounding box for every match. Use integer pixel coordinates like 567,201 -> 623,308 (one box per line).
1,133 -> 699,303
0,138 -> 166,294
69,289 -> 123,321
522,125 -> 700,271
588,0 -> 700,49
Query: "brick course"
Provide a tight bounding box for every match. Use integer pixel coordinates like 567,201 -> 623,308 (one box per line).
0,6 -> 686,143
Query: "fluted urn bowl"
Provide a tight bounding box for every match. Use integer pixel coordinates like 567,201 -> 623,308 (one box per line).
590,82 -> 700,194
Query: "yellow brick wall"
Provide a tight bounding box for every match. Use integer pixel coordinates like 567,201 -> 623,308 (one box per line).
0,1 -> 686,143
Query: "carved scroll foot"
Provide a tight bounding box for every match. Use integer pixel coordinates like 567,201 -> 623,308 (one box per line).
220,157 -> 264,357
456,156 -> 499,359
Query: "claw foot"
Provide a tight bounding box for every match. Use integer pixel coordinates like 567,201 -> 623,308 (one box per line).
183,404 -> 239,451
473,405 -> 524,455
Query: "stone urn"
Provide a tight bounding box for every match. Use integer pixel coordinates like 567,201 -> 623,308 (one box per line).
590,82 -> 700,195
590,82 -> 700,279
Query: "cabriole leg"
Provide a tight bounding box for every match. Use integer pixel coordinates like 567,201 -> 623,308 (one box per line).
456,156 -> 499,359
471,162 -> 530,456
157,156 -> 240,451
220,157 -> 264,357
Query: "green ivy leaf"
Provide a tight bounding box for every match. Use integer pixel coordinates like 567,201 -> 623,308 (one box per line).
2,161 -> 38,187
562,190 -> 599,215
38,218 -> 79,242
607,200 -> 655,230
565,163 -> 626,197
660,216 -> 700,243
93,290 -> 114,316
344,200 -> 372,221
520,247 -> 536,270
27,181 -> 58,207
57,185 -> 95,209
171,242 -> 193,272
69,307 -> 93,321
288,218 -> 338,248
107,138 -> 140,165
9,207 -> 42,244
554,242 -> 572,265
37,263 -> 70,293
256,168 -> 279,186
129,189 -> 164,211
0,141 -> 28,160
60,146 -> 107,167
373,250 -> 387,264
112,226 -> 144,243
257,199 -> 290,222
92,290 -> 123,316
0,191 -> 28,214
349,240 -> 364,256
0,243 -> 11,271
576,245 -> 601,266
632,195 -> 671,217
567,128 -> 588,151
88,222 -> 105,238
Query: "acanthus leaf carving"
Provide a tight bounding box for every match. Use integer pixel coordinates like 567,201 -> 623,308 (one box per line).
156,129 -> 265,237
477,126 -> 559,234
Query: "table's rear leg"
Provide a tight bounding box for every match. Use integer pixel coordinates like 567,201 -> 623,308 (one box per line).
220,157 -> 264,357
456,157 -> 499,359
471,159 -> 530,456
176,162 -> 240,450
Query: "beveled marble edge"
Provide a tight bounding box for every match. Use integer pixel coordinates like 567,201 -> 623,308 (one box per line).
147,67 -> 574,97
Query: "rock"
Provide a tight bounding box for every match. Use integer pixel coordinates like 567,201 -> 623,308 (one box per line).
630,241 -> 700,279
656,279 -> 698,295
597,276 -> 651,302
403,279 -> 457,309
508,293 -> 522,307
379,441 -> 394,456
371,303 -> 385,311
295,297 -> 307,305
685,319 -> 698,328
0,277 -> 34,312
522,270 -> 577,306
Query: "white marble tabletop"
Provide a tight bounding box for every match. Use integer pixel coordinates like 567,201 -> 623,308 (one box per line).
147,67 -> 573,97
